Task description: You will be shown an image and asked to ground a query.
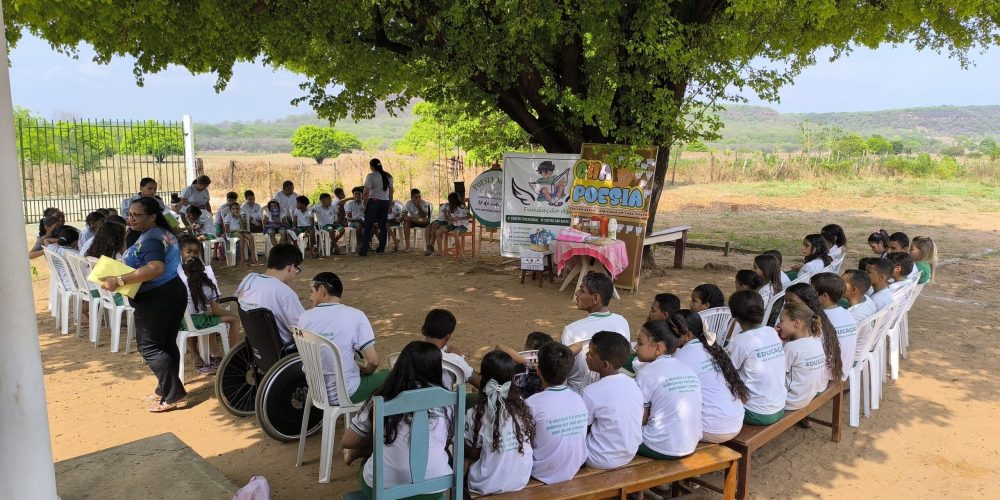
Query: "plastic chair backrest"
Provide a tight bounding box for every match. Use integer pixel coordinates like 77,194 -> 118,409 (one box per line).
387,352 -> 401,368
853,307 -> 885,359
371,386 -> 465,500
64,252 -> 95,294
762,290 -> 786,327
293,327 -> 354,410
698,307 -> 733,342
829,255 -> 846,274
43,247 -> 77,293
237,305 -> 286,373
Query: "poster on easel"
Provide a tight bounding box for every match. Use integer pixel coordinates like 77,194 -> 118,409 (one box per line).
500,153 -> 578,257
568,144 -> 658,291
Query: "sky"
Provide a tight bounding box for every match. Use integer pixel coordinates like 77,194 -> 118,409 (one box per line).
9,32 -> 1000,124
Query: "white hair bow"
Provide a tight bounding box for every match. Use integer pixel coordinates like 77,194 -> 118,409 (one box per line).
482,379 -> 511,425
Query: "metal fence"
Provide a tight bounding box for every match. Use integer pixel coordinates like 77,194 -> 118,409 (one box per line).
16,117 -> 189,222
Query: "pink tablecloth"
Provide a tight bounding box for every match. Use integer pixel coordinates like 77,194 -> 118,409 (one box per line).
553,239 -> 629,279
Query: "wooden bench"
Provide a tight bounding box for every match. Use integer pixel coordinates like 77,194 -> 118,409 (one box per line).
722,382 -> 843,499
643,225 -> 692,269
477,443 -> 741,499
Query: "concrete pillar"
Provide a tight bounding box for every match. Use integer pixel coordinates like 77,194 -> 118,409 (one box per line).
183,114 -> 196,184
0,5 -> 59,499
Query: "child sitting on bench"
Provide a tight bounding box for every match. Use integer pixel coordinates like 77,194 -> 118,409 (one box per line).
634,319 -> 702,459
526,342 -> 589,484
725,290 -> 787,425
582,331 -> 643,469
784,283 -> 844,383
776,302 -> 828,411
811,273 -> 857,380
465,350 -> 535,495
495,331 -> 553,399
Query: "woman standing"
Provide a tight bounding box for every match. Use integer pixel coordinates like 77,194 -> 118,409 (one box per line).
101,197 -> 187,412
359,158 -> 393,256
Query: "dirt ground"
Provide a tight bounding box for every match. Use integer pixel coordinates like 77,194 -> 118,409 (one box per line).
34,181 -> 999,499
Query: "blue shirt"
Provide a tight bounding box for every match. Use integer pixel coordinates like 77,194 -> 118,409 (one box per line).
123,227 -> 180,292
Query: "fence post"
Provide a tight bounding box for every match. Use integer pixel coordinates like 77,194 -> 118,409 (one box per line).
228,160 -> 236,190
0,5 -> 59,498
182,115 -> 196,184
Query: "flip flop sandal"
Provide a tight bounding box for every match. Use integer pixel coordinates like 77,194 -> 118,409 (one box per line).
143,393 -> 162,403
148,400 -> 188,413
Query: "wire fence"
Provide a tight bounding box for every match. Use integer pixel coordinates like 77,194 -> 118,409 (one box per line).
16,117 -> 188,222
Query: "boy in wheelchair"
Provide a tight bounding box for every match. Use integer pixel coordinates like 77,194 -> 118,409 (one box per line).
234,244 -> 305,345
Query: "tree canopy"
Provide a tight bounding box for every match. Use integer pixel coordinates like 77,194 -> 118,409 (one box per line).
8,0 -> 998,236
118,120 -> 184,162
395,101 -> 531,166
290,125 -> 362,164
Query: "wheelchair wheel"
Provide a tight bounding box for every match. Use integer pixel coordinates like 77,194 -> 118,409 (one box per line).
215,340 -> 257,417
255,354 -> 323,442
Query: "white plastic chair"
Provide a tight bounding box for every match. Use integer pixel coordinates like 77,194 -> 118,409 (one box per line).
343,225 -> 357,253
897,282 -> 924,359
387,351 -> 466,389
96,284 -> 135,353
42,248 -> 77,336
292,327 -> 363,483
883,283 -> 915,381
201,238 -> 223,266
762,290 -> 786,328
848,309 -> 886,427
177,311 -> 231,384
829,255 -> 846,274
63,253 -> 103,341
698,307 -> 735,347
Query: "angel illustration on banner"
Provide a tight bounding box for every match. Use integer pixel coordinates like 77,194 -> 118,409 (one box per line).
511,160 -> 570,207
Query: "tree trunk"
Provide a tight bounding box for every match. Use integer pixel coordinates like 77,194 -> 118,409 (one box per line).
642,145 -> 671,269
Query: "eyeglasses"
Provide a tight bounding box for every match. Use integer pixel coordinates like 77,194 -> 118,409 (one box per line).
126,212 -> 151,220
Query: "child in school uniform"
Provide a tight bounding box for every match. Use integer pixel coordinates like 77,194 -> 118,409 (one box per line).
241,190 -> 263,233
868,230 -> 890,258
865,258 -> 895,310
887,252 -> 917,292
342,341 -> 453,499
465,350 -> 535,495
689,283 -> 725,312
763,250 -> 792,287
421,309 -> 482,391
647,293 -> 681,322
676,310 -> 748,443
725,290 -> 787,425
291,195 -> 317,258
581,331 -> 643,469
185,206 -> 215,239
753,253 -> 784,302
887,231 -> 909,253
313,193 -> 345,254
784,283 -> 844,382
634,319 -> 702,459
821,224 -> 847,259
526,342 -> 589,484
776,303 -> 828,411
213,191 -> 239,236
562,272 -> 630,393
841,269 -> 879,324
224,203 -> 257,265
811,273 -> 857,380
909,236 -> 937,284
793,233 -> 833,280
179,257 -> 240,374
736,269 -> 770,306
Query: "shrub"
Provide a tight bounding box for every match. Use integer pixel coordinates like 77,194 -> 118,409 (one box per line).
935,156 -> 959,179
308,181 -> 343,205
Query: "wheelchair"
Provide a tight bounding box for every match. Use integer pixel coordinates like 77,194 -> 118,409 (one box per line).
215,298 -> 323,442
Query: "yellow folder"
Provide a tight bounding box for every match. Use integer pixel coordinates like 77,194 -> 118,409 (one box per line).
87,256 -> 141,298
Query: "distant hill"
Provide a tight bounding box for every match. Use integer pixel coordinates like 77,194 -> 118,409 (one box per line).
194,102 -> 1000,154
712,104 -> 1000,152
194,101 -> 416,152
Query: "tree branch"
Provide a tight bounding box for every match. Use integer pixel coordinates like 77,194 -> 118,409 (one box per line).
359,6 -> 413,56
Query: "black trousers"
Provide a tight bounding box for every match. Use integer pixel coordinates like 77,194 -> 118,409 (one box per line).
359,199 -> 390,255
132,277 -> 188,404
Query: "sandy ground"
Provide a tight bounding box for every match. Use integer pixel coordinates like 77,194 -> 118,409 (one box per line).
34,182 -> 999,499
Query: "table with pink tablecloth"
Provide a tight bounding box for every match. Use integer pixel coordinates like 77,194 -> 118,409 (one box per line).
553,239 -> 629,297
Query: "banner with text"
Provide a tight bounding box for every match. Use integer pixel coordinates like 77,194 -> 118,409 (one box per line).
500,152 -> 578,257
469,168 -> 503,228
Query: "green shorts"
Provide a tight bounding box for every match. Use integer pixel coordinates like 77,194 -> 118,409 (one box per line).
744,408 -> 784,426
215,223 -> 224,235
90,289 -> 124,306
295,226 -> 312,234
201,234 -> 217,241
181,313 -> 222,330
321,224 -> 343,231
446,224 -> 469,233
349,370 -> 390,404
637,443 -> 686,460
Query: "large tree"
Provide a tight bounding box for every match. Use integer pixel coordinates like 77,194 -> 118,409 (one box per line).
7,0 -> 998,258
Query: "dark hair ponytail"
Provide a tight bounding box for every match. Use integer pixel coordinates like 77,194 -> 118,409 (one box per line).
131,197 -> 171,230
736,269 -> 766,291
370,158 -> 390,191
677,310 -> 750,403
182,257 -> 219,312
641,319 -> 680,355
786,283 -> 843,378
804,233 -> 832,266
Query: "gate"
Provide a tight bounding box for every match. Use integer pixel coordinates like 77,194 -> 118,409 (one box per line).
16,117 -> 189,223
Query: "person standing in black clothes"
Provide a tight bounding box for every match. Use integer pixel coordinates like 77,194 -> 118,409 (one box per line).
358,158 -> 394,256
